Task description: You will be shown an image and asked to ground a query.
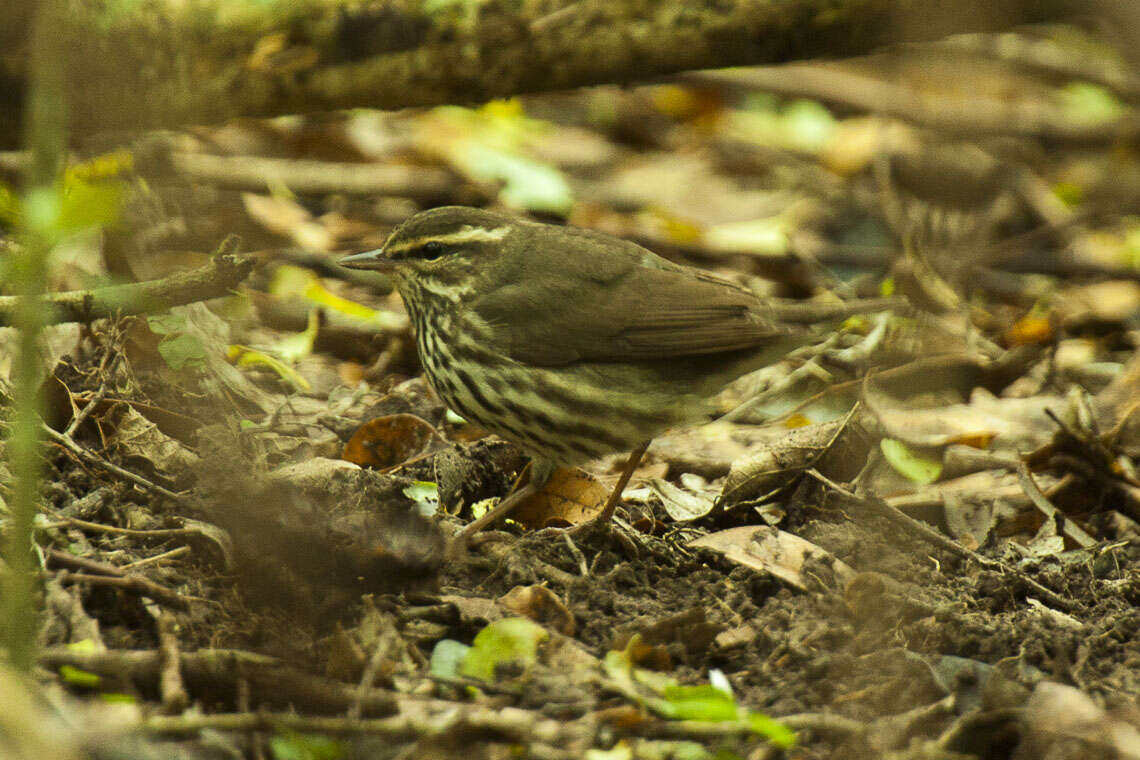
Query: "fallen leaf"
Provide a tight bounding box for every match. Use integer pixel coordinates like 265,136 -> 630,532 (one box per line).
510,467 -> 611,529
689,525 -> 856,592
342,414 -> 444,469
499,585 -> 575,636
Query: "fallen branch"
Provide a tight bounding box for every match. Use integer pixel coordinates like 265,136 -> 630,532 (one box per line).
40,648 -> 397,717
683,64 -> 1140,142
55,572 -> 193,611
169,153 -> 457,200
0,250 -> 253,326
0,0 -> 1105,144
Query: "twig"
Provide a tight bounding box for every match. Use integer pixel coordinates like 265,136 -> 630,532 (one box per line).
350,612 -> 398,720
53,516 -> 200,538
43,425 -> 188,506
40,648 -> 397,716
63,341 -> 116,437
778,711 -> 866,736
1016,463 -> 1096,548
0,249 -> 254,326
808,470 -> 1080,612
141,711 -> 421,738
56,572 -> 193,611
44,547 -> 125,577
563,533 -> 590,577
158,615 -> 189,714
121,546 -> 192,570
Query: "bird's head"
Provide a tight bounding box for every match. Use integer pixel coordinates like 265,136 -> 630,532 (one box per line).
339,206 -> 516,300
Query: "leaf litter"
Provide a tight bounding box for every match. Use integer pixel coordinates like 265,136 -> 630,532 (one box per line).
8,40 -> 1140,759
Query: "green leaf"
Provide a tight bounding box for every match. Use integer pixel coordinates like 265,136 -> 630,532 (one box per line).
59,665 -> 101,688
228,345 -> 310,392
745,711 -> 797,749
270,264 -> 404,329
427,103 -> 574,214
469,496 -> 497,521
99,693 -> 137,704
1058,82 -> 1125,126
781,98 -> 838,152
460,617 -> 548,682
157,333 -> 207,370
66,639 -> 100,654
58,177 -> 125,232
146,312 -> 188,335
461,142 -> 573,214
1053,181 -> 1083,208
403,481 -> 440,517
429,639 -> 471,680
269,732 -> 346,760
0,181 -> 19,227
584,744 -> 636,760
270,308 -> 319,364
658,684 -> 739,721
880,438 -> 942,484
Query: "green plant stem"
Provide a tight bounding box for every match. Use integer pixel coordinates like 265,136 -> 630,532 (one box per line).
2,0 -> 67,672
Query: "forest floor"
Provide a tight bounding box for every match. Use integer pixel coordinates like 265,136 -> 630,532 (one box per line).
7,46 -> 1140,760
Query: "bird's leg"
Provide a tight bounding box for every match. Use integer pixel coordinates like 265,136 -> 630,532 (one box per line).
447,462 -> 553,557
590,440 -> 651,526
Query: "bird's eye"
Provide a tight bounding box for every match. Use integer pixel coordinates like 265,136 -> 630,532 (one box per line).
420,241 -> 445,260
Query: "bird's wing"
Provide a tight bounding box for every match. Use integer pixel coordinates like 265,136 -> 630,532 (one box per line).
469,225 -> 792,366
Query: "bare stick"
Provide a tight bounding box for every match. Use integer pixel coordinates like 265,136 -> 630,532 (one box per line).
43,425 -> 188,505
0,250 -> 253,326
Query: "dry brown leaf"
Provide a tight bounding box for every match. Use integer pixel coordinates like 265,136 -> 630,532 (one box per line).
720,418 -> 868,508
689,525 -> 855,592
106,405 -> 200,477
499,585 -> 575,636
341,414 -> 444,469
509,466 -> 610,529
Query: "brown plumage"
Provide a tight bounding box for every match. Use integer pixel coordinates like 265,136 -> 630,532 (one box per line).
340,207 -> 817,541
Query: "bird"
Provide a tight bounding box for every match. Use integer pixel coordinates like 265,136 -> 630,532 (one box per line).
340,206 -> 893,551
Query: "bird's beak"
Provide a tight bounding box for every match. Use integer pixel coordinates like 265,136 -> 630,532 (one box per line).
339,249 -> 394,272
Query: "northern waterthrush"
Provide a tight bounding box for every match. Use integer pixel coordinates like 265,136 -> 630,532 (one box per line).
340,207 -> 889,546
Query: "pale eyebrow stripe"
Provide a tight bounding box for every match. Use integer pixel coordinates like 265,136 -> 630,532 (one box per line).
387,225 -> 509,253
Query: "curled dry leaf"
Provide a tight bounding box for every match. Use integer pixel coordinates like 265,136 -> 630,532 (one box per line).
719,418 -> 869,508
499,585 -> 575,636
107,406 -> 200,477
649,477 -> 715,521
509,466 -> 611,529
341,413 -> 445,469
689,525 -> 855,592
